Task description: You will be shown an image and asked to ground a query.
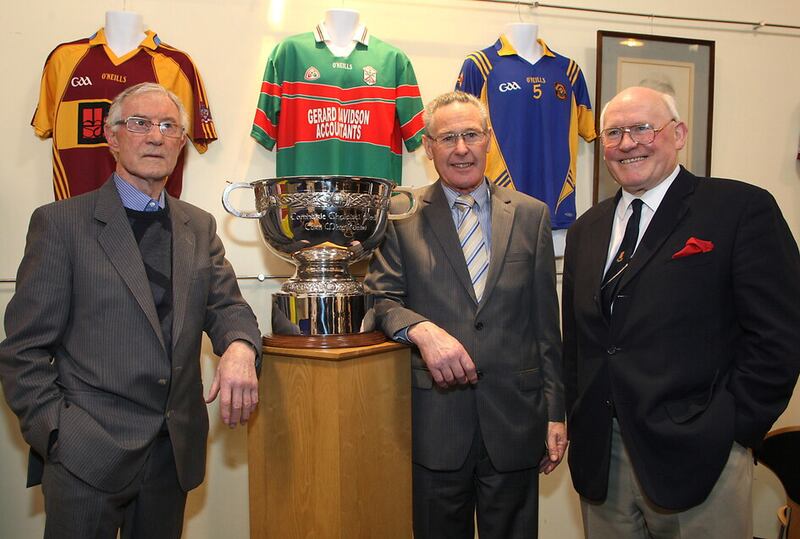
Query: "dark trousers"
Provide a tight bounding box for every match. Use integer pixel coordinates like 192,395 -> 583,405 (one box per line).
412,428 -> 540,539
41,433 -> 187,539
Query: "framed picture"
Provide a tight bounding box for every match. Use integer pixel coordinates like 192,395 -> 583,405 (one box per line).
593,31 -> 715,203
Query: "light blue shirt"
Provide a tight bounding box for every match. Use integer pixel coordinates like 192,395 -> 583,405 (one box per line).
113,173 -> 165,211
394,179 -> 493,344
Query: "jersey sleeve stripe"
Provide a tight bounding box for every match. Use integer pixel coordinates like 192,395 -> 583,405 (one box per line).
260,81 -> 282,96
199,122 -> 216,143
400,111 -> 425,138
396,84 -> 422,98
52,147 -> 70,200
475,51 -> 493,74
469,51 -> 493,79
466,54 -> 489,80
567,61 -> 580,85
253,109 -> 278,139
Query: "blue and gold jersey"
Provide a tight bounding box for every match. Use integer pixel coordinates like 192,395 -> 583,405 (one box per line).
457,36 -> 596,229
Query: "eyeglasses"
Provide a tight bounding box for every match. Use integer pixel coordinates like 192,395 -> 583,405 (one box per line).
428,130 -> 488,148
115,116 -> 185,138
599,120 -> 676,148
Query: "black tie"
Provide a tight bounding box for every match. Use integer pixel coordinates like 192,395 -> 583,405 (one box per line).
601,198 -> 643,318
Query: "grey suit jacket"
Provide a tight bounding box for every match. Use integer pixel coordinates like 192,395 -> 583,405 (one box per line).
0,178 -> 261,492
365,180 -> 563,472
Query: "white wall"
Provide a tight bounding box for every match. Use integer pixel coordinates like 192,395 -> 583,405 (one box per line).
1,0 -> 798,537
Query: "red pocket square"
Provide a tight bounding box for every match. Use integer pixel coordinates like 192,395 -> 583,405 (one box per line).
672,237 -> 714,259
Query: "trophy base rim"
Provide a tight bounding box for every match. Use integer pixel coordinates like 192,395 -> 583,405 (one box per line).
262,331 -> 387,349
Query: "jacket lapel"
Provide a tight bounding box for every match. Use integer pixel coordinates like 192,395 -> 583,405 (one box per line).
477,182 -> 514,312
588,196 -> 619,317
422,181 -> 476,301
169,198 -> 195,347
618,167 -> 697,291
94,179 -> 166,350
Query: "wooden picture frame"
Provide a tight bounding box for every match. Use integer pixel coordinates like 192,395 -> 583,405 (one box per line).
593,31 -> 715,203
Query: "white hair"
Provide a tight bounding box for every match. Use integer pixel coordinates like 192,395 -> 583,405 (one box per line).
423,91 -> 488,134
599,89 -> 681,130
105,82 -> 190,132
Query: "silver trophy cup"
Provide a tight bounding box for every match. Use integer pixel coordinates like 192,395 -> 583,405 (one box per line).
222,176 -> 415,347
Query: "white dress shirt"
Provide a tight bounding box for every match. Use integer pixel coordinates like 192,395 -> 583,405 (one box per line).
603,165 -> 681,275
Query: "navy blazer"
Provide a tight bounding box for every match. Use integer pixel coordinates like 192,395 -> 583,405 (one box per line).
562,167 -> 800,510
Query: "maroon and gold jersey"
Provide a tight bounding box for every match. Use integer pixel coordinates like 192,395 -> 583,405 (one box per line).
32,28 -> 217,199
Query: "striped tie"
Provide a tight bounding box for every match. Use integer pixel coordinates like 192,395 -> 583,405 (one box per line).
455,194 -> 489,301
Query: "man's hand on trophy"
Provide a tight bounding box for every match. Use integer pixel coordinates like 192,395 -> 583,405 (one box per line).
408,321 -> 479,388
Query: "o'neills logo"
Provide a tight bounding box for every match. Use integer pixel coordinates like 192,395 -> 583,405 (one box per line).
363,66 -> 377,86
554,82 -> 567,100
304,66 -> 320,80
101,73 -> 127,83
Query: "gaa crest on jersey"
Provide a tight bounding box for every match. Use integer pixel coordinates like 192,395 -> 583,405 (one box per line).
70,76 -> 93,87
199,104 -> 213,123
554,82 -> 568,100
304,67 -> 321,81
363,66 -> 377,86
77,102 -> 110,144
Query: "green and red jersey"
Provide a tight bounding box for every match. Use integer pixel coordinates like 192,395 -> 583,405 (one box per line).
251,25 -> 424,184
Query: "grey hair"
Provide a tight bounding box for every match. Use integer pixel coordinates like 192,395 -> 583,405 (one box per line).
105,82 -> 190,132
599,88 -> 681,130
423,91 -> 488,134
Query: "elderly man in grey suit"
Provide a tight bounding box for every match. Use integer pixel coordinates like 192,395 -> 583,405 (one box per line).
0,82 -> 261,539
365,91 -> 566,539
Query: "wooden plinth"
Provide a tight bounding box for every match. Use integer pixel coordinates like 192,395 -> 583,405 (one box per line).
248,341 -> 412,539
262,330 -> 387,349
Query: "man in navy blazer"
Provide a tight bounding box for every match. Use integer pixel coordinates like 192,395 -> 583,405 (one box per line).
0,83 -> 261,538
562,86 -> 800,537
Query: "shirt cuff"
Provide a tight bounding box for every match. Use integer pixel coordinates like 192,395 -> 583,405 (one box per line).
393,326 -> 414,345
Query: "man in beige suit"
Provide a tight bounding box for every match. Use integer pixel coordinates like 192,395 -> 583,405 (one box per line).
0,83 -> 261,539
365,91 -> 566,539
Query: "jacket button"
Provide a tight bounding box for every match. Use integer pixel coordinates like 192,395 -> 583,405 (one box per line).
475,322 -> 484,330
157,378 -> 168,386
607,346 -> 618,355
166,410 -> 173,419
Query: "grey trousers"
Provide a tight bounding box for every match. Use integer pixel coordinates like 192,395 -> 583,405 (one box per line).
41,433 -> 186,539
581,419 -> 753,539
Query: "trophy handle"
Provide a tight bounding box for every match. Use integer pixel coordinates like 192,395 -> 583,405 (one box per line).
222,182 -> 265,219
387,186 -> 417,220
